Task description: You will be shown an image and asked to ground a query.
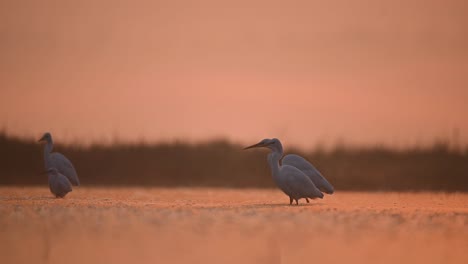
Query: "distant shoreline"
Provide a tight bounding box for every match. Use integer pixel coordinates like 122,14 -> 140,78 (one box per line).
1,133 -> 467,191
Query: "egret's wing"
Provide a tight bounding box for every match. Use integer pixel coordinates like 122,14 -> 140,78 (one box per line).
282,154 -> 334,194
49,152 -> 80,186
49,173 -> 72,197
281,165 -> 323,199
57,174 -> 73,194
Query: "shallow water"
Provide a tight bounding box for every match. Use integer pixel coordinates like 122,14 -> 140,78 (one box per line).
1,187 -> 467,264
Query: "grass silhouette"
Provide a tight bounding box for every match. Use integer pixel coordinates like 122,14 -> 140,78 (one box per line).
1,132 -> 467,191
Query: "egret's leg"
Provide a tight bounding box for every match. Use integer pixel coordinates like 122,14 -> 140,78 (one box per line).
295,199 -> 299,205
306,198 -> 310,203
289,197 -> 293,205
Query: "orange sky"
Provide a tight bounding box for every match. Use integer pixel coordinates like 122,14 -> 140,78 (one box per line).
1,0 -> 467,149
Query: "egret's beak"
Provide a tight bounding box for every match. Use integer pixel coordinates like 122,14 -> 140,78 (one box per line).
38,136 -> 45,142
244,142 -> 266,150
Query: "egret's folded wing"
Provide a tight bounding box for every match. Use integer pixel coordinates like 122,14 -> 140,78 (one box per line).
49,173 -> 72,197
50,152 -> 80,186
282,165 -> 323,199
283,154 -> 334,194
57,174 -> 73,193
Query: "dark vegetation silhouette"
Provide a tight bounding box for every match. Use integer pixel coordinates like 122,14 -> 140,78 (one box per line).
1,132 -> 467,191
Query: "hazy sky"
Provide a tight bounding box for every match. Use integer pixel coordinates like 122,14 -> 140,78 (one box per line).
1,0 -> 467,149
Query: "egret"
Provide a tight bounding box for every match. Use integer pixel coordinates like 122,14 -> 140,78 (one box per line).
38,132 -> 80,186
282,154 -> 334,195
244,138 -> 327,205
46,167 -> 72,198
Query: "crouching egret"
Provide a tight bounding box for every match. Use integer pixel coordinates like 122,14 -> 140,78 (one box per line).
245,138 -> 332,205
47,168 -> 72,198
38,132 -> 80,186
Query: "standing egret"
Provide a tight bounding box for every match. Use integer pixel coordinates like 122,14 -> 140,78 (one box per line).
244,138 -> 324,205
38,132 -> 80,186
47,167 -> 72,198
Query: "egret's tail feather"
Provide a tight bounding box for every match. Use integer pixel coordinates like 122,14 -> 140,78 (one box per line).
312,192 -> 324,199
321,184 -> 334,195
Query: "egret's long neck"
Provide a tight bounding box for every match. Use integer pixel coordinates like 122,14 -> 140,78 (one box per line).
267,149 -> 283,180
43,139 -> 53,158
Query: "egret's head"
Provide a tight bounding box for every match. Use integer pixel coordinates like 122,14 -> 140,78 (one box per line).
244,138 -> 283,153
38,132 -> 52,143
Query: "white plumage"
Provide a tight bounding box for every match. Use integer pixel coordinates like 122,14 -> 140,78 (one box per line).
47,167 -> 72,198
39,132 -> 80,186
282,154 -> 334,194
245,138 -> 332,205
